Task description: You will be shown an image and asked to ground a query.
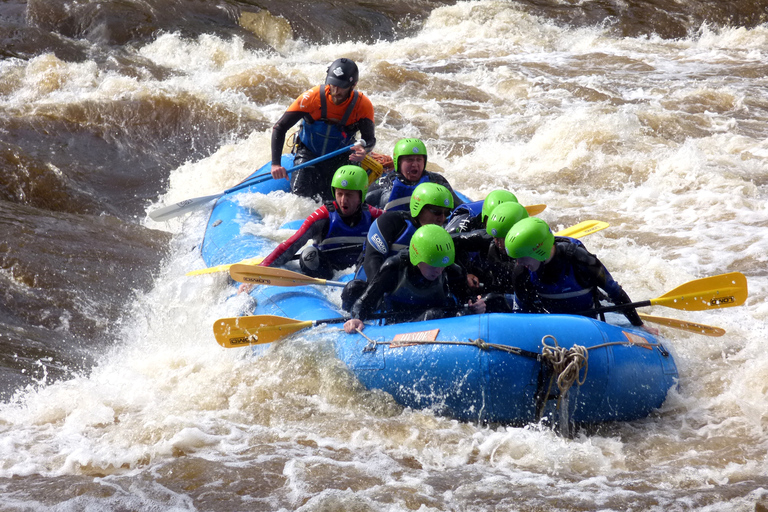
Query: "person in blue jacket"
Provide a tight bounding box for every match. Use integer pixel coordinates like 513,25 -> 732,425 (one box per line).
505,217 -> 659,334
366,138 -> 462,211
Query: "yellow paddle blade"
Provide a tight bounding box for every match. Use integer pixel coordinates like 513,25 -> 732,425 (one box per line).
213,315 -> 313,348
638,313 -> 725,337
229,264 -> 341,287
651,272 -> 748,311
186,257 -> 264,276
524,204 -> 547,216
554,220 -> 609,239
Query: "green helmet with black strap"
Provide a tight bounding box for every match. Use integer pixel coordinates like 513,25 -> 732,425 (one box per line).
409,182 -> 454,218
486,202 -> 529,239
393,138 -> 427,173
409,224 -> 455,267
331,165 -> 368,203
504,217 -> 555,262
481,190 -> 518,224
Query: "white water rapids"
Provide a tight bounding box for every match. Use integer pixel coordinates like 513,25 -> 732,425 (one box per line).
1,2 -> 767,510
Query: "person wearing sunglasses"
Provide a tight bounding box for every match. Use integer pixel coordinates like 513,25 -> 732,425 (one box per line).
340,182 -> 455,310
365,138 -> 463,211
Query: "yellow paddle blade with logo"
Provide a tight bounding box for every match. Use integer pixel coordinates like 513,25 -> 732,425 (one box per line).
651,272 -> 747,311
213,315 -> 314,348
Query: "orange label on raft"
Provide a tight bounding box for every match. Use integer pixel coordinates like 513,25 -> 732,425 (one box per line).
390,328 -> 440,348
623,331 -> 653,350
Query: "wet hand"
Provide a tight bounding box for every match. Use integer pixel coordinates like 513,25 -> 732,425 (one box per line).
238,283 -> 255,294
344,318 -> 365,333
468,295 -> 486,314
271,164 -> 288,180
349,144 -> 366,163
641,323 -> 660,336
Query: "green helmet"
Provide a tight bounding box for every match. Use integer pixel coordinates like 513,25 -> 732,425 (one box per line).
331,165 -> 368,203
393,138 -> 427,173
504,217 -> 555,262
409,182 -> 454,218
481,190 -> 518,223
409,224 -> 455,267
486,202 -> 529,239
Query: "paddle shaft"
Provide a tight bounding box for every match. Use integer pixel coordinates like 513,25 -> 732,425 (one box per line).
150,142 -> 360,221
637,313 -> 725,337
225,142 -> 362,194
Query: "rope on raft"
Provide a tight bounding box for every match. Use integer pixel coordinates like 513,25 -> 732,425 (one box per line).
354,328 -> 663,434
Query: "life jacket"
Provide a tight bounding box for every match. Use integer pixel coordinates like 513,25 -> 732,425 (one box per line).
526,238 -> 598,314
365,217 -> 417,258
445,199 -> 482,233
316,203 -> 373,268
354,216 -> 417,281
383,173 -> 431,211
383,267 -> 453,312
297,86 -> 359,156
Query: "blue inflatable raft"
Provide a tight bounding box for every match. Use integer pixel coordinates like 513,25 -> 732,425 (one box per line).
199,156 -> 678,426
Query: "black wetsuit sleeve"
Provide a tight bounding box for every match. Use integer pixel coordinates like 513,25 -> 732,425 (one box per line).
356,117 -> 376,150
271,111 -> 307,165
350,255 -> 402,320
365,173 -> 394,210
444,264 -> 474,305
576,261 -> 643,326
569,246 -> 644,326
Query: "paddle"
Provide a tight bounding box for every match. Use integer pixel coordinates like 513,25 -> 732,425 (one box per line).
554,220 -> 608,239
588,272 -> 748,314
186,257 -> 265,276
149,141 -> 363,222
212,308 -> 731,350
637,313 -> 725,337
524,204 -> 546,216
213,314 -> 347,348
229,264 -> 346,288
190,243 -> 364,277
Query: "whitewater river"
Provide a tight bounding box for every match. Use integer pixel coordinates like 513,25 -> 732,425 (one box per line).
1,1 -> 767,510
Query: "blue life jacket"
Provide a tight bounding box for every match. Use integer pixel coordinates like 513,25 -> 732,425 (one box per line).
316,205 -> 373,268
524,238 -> 597,314
355,217 -> 417,281
365,217 -> 417,257
297,86 -> 359,156
383,174 -> 431,211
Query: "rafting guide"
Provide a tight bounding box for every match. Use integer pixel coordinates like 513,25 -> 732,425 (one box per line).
269,58 -> 376,202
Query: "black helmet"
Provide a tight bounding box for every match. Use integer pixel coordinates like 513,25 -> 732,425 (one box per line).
326,58 -> 359,88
